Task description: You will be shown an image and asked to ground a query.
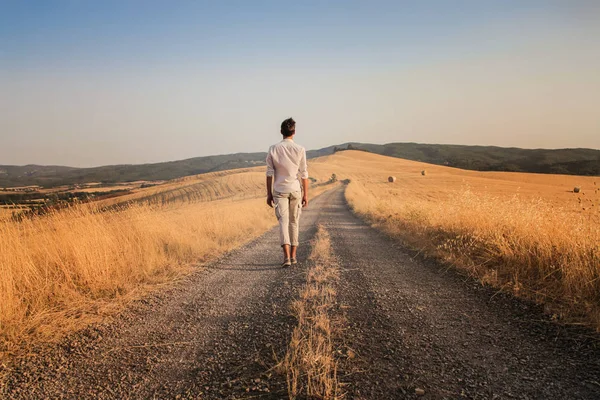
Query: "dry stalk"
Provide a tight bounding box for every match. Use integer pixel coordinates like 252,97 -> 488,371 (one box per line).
0,169 -> 277,366
345,178 -> 600,330
281,226 -> 342,399
0,170 -> 336,368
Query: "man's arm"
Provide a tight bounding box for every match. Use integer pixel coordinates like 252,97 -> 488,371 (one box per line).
266,176 -> 274,207
266,148 -> 274,207
299,149 -> 309,207
301,178 -> 309,208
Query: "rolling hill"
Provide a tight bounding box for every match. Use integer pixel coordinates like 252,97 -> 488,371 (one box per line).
337,143 -> 600,176
1,143 -> 598,188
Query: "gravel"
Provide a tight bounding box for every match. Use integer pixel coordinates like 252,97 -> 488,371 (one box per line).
322,187 -> 600,399
3,186 -> 600,400
1,190 -> 338,399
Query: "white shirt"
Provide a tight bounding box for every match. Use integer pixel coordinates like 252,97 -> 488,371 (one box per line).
266,138 -> 309,193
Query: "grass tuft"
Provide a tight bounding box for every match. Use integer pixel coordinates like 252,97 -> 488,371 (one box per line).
280,226 -> 342,399
346,180 -> 600,329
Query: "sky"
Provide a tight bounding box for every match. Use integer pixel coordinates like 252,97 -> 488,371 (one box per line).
1,1 -> 599,167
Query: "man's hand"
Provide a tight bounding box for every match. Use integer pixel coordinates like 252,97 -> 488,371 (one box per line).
266,176 -> 274,207
301,178 -> 309,208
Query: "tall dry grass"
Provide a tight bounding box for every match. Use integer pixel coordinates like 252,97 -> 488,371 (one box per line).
0,196 -> 274,362
95,168 -> 266,208
346,180 -> 600,328
0,210 -> 13,221
0,162 -> 334,365
280,226 -> 342,399
309,150 -> 600,328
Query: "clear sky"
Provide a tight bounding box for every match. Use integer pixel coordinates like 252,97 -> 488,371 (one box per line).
1,1 -> 599,167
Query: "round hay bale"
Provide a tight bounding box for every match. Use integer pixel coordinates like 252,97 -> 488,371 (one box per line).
388,176 -> 396,183
574,186 -> 581,193
421,170 -> 427,176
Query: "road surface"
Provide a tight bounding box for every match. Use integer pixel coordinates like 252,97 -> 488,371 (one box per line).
3,187 -> 600,399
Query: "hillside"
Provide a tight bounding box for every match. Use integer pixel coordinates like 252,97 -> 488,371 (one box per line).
0,153 -> 266,188
309,150 -> 598,215
338,143 -> 600,176
1,143 -> 598,188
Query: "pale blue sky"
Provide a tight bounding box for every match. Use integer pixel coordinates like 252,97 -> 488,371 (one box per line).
1,1 -> 599,166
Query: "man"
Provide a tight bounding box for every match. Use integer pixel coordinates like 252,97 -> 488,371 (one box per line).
266,117 -> 309,267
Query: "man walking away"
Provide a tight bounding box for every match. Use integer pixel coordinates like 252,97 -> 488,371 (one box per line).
266,118 -> 309,267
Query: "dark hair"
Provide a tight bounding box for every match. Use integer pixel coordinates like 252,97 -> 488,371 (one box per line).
281,118 -> 296,137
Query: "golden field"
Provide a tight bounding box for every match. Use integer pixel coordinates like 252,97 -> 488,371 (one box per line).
0,208 -> 14,221
0,207 -> 27,221
1,148 -> 598,365
312,151 -> 600,329
0,171 -> 265,363
0,163 -> 334,363
95,168 -> 266,207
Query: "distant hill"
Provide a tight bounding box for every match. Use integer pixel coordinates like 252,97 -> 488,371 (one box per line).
1,143 -> 598,188
0,153 -> 267,188
335,143 -> 600,176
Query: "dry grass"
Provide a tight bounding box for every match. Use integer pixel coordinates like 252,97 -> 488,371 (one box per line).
0,208 -> 23,221
95,168 -> 266,208
280,226 -> 342,399
313,150 -> 600,329
0,163 -> 333,365
0,196 -> 274,362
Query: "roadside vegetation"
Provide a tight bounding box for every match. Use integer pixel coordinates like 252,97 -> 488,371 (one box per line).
0,165 -> 335,367
280,226 -> 342,399
0,170 -> 272,365
0,207 -> 24,221
313,151 -> 600,330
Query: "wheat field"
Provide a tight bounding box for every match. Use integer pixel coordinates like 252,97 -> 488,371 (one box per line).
312,150 -> 600,329
95,168 -> 266,208
0,163 -> 337,363
0,169 -> 253,359
2,149 -> 598,364
0,172 -> 264,362
0,208 -> 17,221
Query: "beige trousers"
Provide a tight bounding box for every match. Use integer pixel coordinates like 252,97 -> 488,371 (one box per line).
273,191 -> 302,246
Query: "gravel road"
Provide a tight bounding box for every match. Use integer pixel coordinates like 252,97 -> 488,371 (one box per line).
321,187 -> 600,400
3,186 -> 600,400
2,189 -> 338,400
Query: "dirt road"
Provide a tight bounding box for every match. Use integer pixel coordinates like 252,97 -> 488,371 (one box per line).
322,188 -> 600,399
3,186 -> 600,399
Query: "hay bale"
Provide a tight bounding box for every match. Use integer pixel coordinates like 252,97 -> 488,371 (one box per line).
388,176 -> 396,183
421,170 -> 427,176
574,186 -> 581,193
